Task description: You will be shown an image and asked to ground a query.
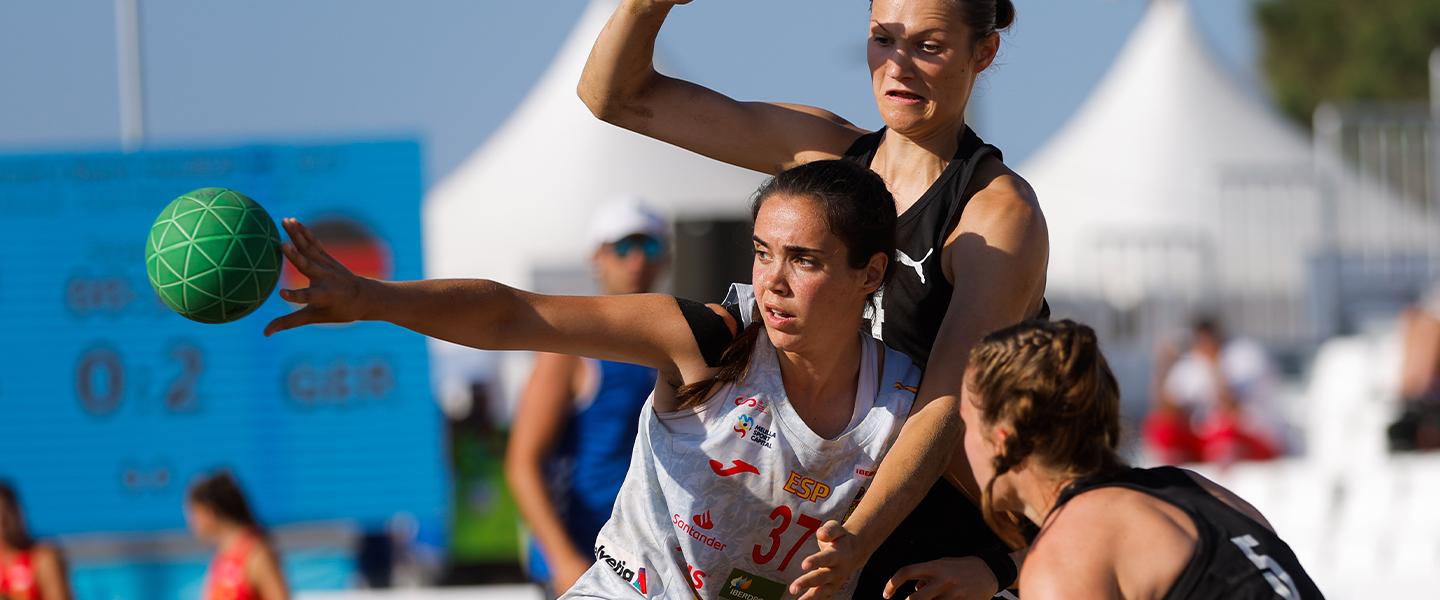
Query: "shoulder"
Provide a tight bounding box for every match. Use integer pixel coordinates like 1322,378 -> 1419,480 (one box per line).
29,544 -> 65,569
1026,486 -> 1196,598
1179,468 -> 1274,531
958,159 -> 1044,241
244,540 -> 282,572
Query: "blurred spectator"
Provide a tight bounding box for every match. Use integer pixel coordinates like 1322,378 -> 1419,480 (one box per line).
1143,317 -> 1282,464
1388,283 -> 1440,451
0,481 -> 72,600
185,471 -> 289,600
503,197 -> 669,597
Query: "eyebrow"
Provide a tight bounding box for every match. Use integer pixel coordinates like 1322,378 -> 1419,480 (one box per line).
753,235 -> 825,256
870,21 -> 949,38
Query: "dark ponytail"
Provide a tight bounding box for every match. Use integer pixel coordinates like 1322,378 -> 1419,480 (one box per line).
0,480 -> 35,550
672,160 -> 897,409
188,471 -> 265,535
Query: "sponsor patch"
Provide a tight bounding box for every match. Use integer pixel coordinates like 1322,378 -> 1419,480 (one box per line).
595,543 -> 649,597
673,513 -> 727,551
719,568 -> 785,600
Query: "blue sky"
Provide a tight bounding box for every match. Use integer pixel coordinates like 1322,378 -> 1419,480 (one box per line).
0,0 -> 1259,183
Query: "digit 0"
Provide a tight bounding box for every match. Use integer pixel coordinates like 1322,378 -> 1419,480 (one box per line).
76,346 -> 124,416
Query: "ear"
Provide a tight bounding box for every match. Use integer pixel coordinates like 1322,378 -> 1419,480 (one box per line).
974,33 -> 1000,73
861,252 -> 888,295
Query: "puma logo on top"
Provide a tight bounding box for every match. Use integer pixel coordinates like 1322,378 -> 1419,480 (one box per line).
896,248 -> 933,284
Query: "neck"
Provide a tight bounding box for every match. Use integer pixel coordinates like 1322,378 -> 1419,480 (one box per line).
774,329 -> 863,436
1012,466 -> 1076,527
871,121 -> 969,211
215,524 -> 249,549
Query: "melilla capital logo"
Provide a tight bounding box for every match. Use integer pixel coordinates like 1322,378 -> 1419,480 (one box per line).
783,471 -> 832,503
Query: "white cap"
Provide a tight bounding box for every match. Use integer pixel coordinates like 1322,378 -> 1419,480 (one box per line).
587,195 -> 670,248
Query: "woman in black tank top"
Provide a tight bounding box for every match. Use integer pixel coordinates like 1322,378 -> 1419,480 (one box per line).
958,320 -> 1322,599
581,1 -> 1046,597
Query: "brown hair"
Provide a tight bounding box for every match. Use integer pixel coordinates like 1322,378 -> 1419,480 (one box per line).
673,160 -> 896,408
871,0 -> 1016,44
967,319 -> 1123,547
0,480 -> 35,550
188,471 -> 265,535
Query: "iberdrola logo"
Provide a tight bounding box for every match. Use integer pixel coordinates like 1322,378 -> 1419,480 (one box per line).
729,575 -> 752,591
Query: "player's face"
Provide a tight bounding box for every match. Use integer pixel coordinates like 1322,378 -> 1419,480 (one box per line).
184,501 -> 218,541
751,194 -> 880,353
868,0 -> 995,140
594,234 -> 667,295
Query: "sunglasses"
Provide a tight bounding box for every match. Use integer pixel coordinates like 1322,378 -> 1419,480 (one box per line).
610,236 -> 665,260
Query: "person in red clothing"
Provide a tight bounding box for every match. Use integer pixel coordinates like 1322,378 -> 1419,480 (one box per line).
185,472 -> 288,600
0,481 -> 71,600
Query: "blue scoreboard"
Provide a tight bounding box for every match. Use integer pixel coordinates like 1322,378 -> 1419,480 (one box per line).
0,140 -> 445,536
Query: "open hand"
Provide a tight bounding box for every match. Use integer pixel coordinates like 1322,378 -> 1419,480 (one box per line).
788,520 -> 864,599
263,218 -> 373,336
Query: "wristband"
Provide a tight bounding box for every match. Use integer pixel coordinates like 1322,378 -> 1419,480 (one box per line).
978,547 -> 1018,591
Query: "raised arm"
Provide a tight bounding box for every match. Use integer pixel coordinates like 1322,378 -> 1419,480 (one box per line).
792,167 -> 1048,599
578,0 -> 864,174
264,219 -> 707,402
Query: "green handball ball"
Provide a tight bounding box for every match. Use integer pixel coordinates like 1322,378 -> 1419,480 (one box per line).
145,188 -> 282,323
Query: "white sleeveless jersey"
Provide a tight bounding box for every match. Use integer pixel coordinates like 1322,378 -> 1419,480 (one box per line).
561,287 -> 920,600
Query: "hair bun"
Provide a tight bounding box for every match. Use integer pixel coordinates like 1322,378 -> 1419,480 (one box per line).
994,0 -> 1015,32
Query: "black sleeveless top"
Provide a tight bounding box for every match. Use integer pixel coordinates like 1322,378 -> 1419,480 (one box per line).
842,126 -> 1047,366
844,127 -> 1036,597
1054,467 -> 1324,599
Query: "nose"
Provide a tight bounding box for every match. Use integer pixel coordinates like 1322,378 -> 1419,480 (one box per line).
885,48 -> 914,81
757,260 -> 790,297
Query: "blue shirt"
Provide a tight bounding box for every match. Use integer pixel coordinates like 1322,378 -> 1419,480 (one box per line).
526,359 -> 656,583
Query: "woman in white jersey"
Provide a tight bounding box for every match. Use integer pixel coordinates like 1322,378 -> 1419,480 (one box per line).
266,160 -> 922,598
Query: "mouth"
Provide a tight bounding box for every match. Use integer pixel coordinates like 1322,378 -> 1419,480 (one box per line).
763,304 -> 797,328
885,89 -> 926,105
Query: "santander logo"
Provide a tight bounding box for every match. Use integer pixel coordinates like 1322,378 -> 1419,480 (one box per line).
693,511 -> 715,530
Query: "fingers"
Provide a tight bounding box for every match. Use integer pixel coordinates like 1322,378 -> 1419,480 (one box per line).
278,287 -> 312,304
280,241 -> 315,275
814,520 -> 846,543
264,307 -> 321,336
787,566 -> 836,596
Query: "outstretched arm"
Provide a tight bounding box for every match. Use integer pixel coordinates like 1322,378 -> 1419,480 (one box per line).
265,219 -> 706,401
578,0 -> 864,174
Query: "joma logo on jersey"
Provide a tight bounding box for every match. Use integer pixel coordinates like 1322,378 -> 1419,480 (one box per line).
783,471 -> 832,503
595,544 -> 648,596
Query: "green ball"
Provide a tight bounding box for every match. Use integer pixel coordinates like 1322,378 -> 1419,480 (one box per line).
144,188 -> 282,323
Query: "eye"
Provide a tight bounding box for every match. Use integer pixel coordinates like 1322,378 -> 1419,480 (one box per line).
871,35 -> 892,47
793,256 -> 817,268
920,41 -> 943,54
754,248 -> 771,262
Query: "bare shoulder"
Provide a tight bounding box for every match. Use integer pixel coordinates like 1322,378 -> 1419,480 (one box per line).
30,543 -> 66,568
1025,487 -> 1197,600
960,158 -> 1044,237
1181,469 -> 1275,531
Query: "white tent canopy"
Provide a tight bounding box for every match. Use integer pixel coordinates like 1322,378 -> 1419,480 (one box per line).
422,0 -> 764,411
423,0 -> 764,287
1022,0 -> 1318,304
